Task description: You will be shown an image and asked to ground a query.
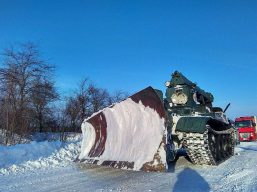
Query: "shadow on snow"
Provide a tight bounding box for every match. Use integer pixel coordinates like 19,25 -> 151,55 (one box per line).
173,167 -> 210,192
167,149 -> 210,192
238,146 -> 257,152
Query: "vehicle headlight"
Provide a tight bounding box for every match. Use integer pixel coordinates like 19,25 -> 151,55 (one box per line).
171,92 -> 188,104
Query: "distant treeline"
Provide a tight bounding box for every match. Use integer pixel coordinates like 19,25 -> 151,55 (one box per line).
0,42 -> 128,145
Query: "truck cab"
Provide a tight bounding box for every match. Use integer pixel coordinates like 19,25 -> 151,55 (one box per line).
235,116 -> 257,141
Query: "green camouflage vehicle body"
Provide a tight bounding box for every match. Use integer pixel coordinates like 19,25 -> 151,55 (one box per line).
165,71 -> 235,165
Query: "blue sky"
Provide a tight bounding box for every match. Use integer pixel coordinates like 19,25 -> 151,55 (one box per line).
0,0 -> 256,119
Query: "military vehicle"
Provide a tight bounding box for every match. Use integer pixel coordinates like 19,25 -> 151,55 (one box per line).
78,71 -> 235,171
235,116 -> 257,142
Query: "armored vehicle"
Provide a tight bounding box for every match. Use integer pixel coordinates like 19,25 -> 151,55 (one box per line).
78,71 -> 235,171
165,71 -> 235,165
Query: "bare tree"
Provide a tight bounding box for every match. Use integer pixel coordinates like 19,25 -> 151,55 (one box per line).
0,43 -> 58,144
109,90 -> 129,104
88,83 -> 110,113
76,78 -> 90,124
62,78 -> 129,133
64,96 -> 81,132
30,77 -> 59,132
0,43 -> 129,144
62,80 -> 109,132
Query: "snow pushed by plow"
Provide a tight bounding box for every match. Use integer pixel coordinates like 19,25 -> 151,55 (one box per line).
0,136 -> 82,175
79,98 -> 166,171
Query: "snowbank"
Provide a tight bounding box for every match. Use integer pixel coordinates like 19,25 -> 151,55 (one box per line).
0,141 -> 63,168
0,135 -> 82,175
79,98 -> 166,170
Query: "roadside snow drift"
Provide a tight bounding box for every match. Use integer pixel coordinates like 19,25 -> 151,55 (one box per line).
0,141 -> 63,168
0,135 -> 82,175
79,97 -> 166,171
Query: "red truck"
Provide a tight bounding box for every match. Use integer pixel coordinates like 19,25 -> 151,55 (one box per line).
235,116 -> 257,141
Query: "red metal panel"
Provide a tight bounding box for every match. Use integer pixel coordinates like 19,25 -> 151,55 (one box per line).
87,113 -> 107,157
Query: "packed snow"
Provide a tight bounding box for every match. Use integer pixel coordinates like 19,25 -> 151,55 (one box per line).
0,134 -> 82,175
79,98 -> 166,170
79,122 -> 96,160
1,141 -> 257,191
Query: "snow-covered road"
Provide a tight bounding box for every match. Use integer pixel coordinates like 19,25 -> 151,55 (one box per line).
1,142 -> 257,192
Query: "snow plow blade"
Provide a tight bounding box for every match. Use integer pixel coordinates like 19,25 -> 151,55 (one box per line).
78,86 -> 167,172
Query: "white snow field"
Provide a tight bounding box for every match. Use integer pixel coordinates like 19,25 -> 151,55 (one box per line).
1,140 -> 257,192
0,134 -> 82,175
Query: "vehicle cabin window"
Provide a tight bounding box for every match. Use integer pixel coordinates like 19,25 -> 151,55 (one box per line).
235,120 -> 253,128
